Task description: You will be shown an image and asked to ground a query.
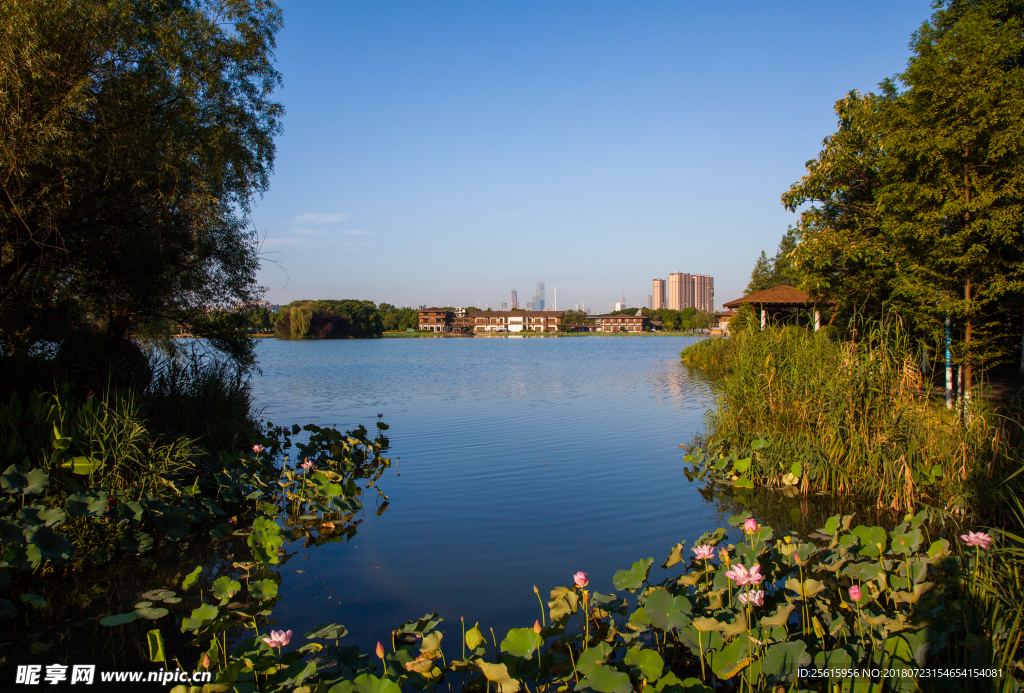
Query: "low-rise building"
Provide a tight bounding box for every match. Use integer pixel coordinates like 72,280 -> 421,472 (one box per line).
594,313 -> 646,332
418,308 -> 453,332
468,310 -> 565,333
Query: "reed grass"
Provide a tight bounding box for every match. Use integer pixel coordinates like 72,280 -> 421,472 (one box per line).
682,319 -> 1023,515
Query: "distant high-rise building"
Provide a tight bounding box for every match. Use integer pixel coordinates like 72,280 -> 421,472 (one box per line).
511,288 -> 518,310
667,272 -> 683,311
694,275 -> 714,311
552,287 -> 557,311
536,282 -> 545,311
646,295 -> 653,309
614,301 -> 626,311
652,278 -> 666,309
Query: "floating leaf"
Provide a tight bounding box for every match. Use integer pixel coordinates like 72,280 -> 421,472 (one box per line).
141,589 -> 175,602
249,578 -> 279,601
100,613 -> 138,626
305,622 -> 348,640
135,607 -> 169,620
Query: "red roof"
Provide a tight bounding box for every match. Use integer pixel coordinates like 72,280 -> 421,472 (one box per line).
723,285 -> 810,308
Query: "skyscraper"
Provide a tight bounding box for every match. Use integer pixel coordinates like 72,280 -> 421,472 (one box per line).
694,275 -> 714,311
667,272 -> 683,311
646,295 -> 653,309
534,281 -> 545,311
511,288 -> 517,310
652,278 -> 666,309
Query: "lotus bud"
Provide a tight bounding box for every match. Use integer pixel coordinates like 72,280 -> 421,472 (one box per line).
533,585 -> 539,594
573,571 -> 588,588
719,547 -> 730,566
201,653 -> 211,669
743,518 -> 759,534
848,585 -> 862,602
534,620 -> 542,634
376,642 -> 386,659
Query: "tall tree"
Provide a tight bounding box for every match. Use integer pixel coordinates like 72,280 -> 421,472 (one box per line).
877,0 -> 1024,392
0,0 -> 283,368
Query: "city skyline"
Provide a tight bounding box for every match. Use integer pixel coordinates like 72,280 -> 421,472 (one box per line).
250,1 -> 933,310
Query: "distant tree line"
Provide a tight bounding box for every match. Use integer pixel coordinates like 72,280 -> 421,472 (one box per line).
274,300 -> 383,339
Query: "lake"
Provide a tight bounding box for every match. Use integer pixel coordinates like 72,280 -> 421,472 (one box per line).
252,335 -> 727,652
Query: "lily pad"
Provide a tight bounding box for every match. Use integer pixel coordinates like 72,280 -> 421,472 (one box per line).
134,606 -> 169,620
574,663 -> 631,693
100,613 -> 139,627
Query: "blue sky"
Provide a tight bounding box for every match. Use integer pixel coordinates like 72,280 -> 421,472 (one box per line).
252,0 -> 934,312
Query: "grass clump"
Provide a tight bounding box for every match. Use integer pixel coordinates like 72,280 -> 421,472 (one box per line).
681,320 -> 1023,515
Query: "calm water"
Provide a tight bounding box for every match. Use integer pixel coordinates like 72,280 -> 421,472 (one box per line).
252,335 -> 724,651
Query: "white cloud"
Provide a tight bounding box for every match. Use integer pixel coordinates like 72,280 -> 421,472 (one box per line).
345,229 -> 374,236
291,212 -> 349,224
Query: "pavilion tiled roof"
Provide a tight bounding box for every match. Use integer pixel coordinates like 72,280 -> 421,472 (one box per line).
723,285 -> 811,309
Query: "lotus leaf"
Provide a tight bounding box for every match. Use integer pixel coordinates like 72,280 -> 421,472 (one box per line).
100,612 -> 139,626
612,557 -> 652,592
574,663 -> 631,693
420,631 -> 443,655
548,586 -> 580,620
18,505 -> 65,527
623,647 -> 663,680
760,640 -> 811,683
574,642 -> 613,675
851,525 -> 887,557
814,644 -> 858,670
141,589 -> 175,601
1,465 -> 48,495
662,542 -> 686,569
212,576 -> 241,601
643,588 -> 691,631
304,623 -> 347,641
785,577 -> 825,598
25,525 -> 73,565
182,566 -> 203,590
118,529 -> 153,555
397,613 -> 442,634
65,492 -> 109,517
147,629 -> 166,663
475,661 -> 521,693
134,601 -> 153,609
250,579 -> 280,601
465,622 -> 485,650
135,606 -> 169,620
181,602 -> 220,633
248,515 -> 283,565
342,673 -> 401,693
891,582 -> 933,605
66,456 -> 103,475
711,637 -> 754,679
21,593 -> 47,608
500,627 -> 540,658
759,602 -> 796,627
627,607 -> 650,631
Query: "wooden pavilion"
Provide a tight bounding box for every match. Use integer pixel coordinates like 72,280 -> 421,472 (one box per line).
722,285 -> 820,331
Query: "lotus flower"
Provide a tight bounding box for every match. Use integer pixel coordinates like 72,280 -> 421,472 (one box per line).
534,620 -> 542,634
300,459 -> 314,471
848,585 -> 862,602
724,563 -> 763,586
960,531 -> 993,549
573,571 -> 589,588
738,589 -> 764,607
692,545 -> 715,561
719,547 -> 730,565
252,444 -> 265,453
262,629 -> 292,649
376,642 -> 386,659
743,518 -> 759,534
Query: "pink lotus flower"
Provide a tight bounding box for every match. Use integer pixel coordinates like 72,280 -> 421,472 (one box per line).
300,459 -> 314,471
960,531 -> 993,549
738,589 -> 764,607
376,642 -> 386,659
573,571 -> 589,588
848,585 -> 862,602
743,518 -> 759,534
533,620 -> 542,634
252,444 -> 265,453
724,563 -> 763,586
262,629 -> 292,648
692,545 -> 715,561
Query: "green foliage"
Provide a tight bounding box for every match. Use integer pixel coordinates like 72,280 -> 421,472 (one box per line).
377,304 -> 420,332
0,0 -> 283,369
275,300 -> 384,339
681,320 -> 1022,513
746,227 -> 800,295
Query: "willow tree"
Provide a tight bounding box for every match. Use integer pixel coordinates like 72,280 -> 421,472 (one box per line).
0,0 -> 283,369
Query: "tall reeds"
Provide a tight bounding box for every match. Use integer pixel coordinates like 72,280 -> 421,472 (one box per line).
682,319 -> 1022,515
